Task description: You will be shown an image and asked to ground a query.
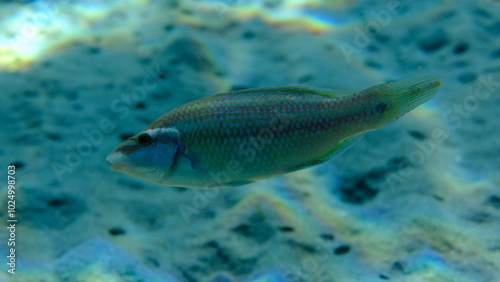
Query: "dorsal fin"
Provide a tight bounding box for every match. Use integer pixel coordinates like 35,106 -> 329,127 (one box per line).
220,86 -> 358,99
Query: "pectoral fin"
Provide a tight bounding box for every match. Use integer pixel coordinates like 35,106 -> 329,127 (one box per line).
184,149 -> 203,171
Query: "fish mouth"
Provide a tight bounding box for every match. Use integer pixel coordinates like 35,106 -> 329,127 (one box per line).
106,152 -> 128,172
106,151 -> 157,175
109,162 -> 127,172
106,151 -> 125,168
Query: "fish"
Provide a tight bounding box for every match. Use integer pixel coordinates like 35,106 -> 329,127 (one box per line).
106,74 -> 441,188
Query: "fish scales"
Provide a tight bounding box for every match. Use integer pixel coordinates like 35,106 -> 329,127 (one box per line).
163,92 -> 355,174
107,75 -> 441,188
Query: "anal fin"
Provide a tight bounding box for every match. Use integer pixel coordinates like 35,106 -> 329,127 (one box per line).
284,133 -> 365,173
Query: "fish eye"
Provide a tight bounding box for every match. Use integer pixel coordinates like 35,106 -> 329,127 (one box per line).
137,132 -> 153,146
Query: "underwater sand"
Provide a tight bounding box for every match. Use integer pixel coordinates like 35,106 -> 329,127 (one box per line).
0,0 -> 499,281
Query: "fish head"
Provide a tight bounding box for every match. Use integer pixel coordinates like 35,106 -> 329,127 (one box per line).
361,75 -> 441,127
106,127 -> 181,183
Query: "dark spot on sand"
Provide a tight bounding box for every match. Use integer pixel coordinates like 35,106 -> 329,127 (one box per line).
320,233 -> 334,241
201,240 -> 257,275
338,177 -> 379,204
419,30 -> 449,53
454,43 -> 468,55
392,261 -> 405,272
387,156 -> 411,171
487,195 -> 500,209
232,214 -> 275,243
48,198 -> 66,207
365,60 -> 382,69
157,70 -> 169,80
286,239 -> 317,253
146,256 -> 160,267
21,189 -> 87,229
9,161 -> 24,169
408,130 -> 426,140
133,102 -> 147,109
164,24 -> 175,32
379,274 -> 390,280
490,48 -> 500,59
109,227 -> 126,236
88,46 -> 101,54
242,30 -> 256,39
278,226 -> 294,232
23,90 -> 38,98
334,245 -> 351,255
46,132 -> 62,141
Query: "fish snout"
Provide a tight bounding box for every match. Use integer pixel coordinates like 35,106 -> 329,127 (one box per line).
106,151 -> 128,172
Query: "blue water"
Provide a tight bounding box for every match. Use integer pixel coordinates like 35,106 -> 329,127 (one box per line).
1,0 -> 499,281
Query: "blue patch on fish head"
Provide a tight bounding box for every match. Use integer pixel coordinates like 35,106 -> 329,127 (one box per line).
106,128 -> 181,183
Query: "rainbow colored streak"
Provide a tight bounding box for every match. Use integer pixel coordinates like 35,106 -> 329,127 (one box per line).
0,0 -> 448,71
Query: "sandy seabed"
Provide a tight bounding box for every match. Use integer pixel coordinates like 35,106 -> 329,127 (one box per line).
0,0 -> 499,281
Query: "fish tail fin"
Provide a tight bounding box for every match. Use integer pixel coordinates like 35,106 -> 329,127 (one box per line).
366,74 -> 441,120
